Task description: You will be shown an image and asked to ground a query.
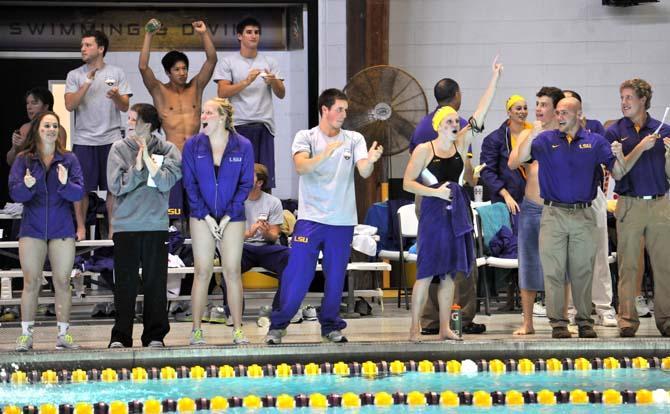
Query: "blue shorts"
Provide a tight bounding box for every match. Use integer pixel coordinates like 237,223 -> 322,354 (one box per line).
518,198 -> 544,291
236,123 -> 275,188
72,144 -> 112,192
168,179 -> 186,219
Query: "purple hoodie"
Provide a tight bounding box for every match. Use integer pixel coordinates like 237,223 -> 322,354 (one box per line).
9,151 -> 84,239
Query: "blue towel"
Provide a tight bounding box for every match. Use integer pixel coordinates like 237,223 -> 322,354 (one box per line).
475,202 -> 511,248
416,184 -> 475,280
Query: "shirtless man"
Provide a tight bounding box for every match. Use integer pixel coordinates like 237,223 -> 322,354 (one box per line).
139,19 -> 217,151
508,86 -> 564,335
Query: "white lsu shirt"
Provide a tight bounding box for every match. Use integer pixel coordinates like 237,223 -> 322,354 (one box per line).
292,126 -> 368,226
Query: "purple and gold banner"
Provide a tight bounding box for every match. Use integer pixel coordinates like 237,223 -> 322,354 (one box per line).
0,6 -> 304,51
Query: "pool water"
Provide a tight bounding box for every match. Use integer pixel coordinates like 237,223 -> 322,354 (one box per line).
1,369 -> 669,411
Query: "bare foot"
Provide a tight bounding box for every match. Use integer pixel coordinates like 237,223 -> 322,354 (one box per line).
409,331 -> 422,343
513,325 -> 535,335
439,329 -> 463,341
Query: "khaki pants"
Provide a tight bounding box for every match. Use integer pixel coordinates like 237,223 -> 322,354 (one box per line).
540,205 -> 597,328
615,196 -> 670,334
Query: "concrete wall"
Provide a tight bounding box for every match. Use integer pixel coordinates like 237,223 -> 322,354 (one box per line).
389,0 -> 670,176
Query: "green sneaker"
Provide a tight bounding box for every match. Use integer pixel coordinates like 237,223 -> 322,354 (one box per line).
232,328 -> 249,345
190,328 -> 206,345
16,334 -> 33,352
56,333 -> 80,350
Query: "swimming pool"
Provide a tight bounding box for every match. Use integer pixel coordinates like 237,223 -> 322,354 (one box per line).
1,357 -> 669,412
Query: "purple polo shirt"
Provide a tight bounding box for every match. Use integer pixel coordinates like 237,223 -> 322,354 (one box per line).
409,108 -> 469,153
604,115 -> 670,197
531,128 -> 615,204
585,119 -> 605,136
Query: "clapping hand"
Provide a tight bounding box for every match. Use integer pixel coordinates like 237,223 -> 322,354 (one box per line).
57,164 -> 68,185
24,168 -> 36,188
12,130 -> 25,147
611,141 -> 624,160
639,133 -> 658,151
106,87 -> 120,99
368,141 -> 383,163
663,137 -> 670,156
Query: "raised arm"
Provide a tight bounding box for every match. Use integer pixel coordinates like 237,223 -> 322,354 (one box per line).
138,20 -> 162,93
192,21 -> 218,87
469,57 -> 504,132
355,141 -> 383,178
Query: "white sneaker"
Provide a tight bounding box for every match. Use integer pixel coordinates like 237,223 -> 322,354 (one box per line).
56,333 -> 80,350
209,306 -> 228,324
635,295 -> 651,317
532,302 -> 547,317
647,297 -> 654,312
597,312 -> 618,327
109,341 -> 125,349
568,313 -> 576,326
290,308 -> 303,324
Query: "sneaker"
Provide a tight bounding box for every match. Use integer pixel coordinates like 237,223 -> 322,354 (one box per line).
209,306 -> 228,324
0,306 -> 19,322
648,298 -> 654,312
105,303 -> 116,317
532,302 -> 547,317
174,309 -> 193,322
15,334 -> 33,352
91,303 -> 107,318
257,316 -> 270,328
109,341 -> 125,349
302,305 -> 318,321
189,328 -> 206,346
322,330 -> 348,343
636,295 -> 651,317
290,309 -> 303,324
148,340 -> 164,348
597,312 -> 618,327
45,304 -> 56,317
37,303 -> 49,316
232,328 -> 249,345
578,325 -> 598,338
265,329 -> 286,345
168,301 -> 185,315
619,327 -> 636,338
56,333 -> 80,350
551,327 -> 571,339
258,305 -> 272,318
462,323 -> 486,334
568,314 -> 576,326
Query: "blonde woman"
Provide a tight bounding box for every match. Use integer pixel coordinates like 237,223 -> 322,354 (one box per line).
183,98 -> 254,345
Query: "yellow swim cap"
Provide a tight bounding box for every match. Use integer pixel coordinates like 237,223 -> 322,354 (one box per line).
432,106 -> 457,131
506,95 -> 526,111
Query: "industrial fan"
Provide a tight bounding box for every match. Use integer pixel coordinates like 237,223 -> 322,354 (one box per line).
342,65 -> 428,177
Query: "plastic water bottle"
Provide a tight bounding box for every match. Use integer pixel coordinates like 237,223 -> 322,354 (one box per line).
145,18 -> 162,34
450,304 -> 462,338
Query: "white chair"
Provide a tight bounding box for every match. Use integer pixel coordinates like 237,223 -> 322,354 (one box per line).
474,202 -> 519,310
378,203 -> 418,309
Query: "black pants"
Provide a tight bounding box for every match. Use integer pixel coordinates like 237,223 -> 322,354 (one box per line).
110,231 -> 169,347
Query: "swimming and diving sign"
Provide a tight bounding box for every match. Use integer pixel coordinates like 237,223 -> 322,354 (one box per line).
0,5 -> 304,51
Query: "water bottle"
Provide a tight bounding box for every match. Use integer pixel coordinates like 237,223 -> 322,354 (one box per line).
450,304 -> 462,338
145,18 -> 162,34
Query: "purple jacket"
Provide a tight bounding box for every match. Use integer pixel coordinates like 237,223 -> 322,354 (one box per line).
479,121 -> 527,204
182,132 -> 254,222
9,151 -> 84,239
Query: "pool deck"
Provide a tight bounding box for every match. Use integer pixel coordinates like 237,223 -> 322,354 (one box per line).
1,302 -> 669,371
